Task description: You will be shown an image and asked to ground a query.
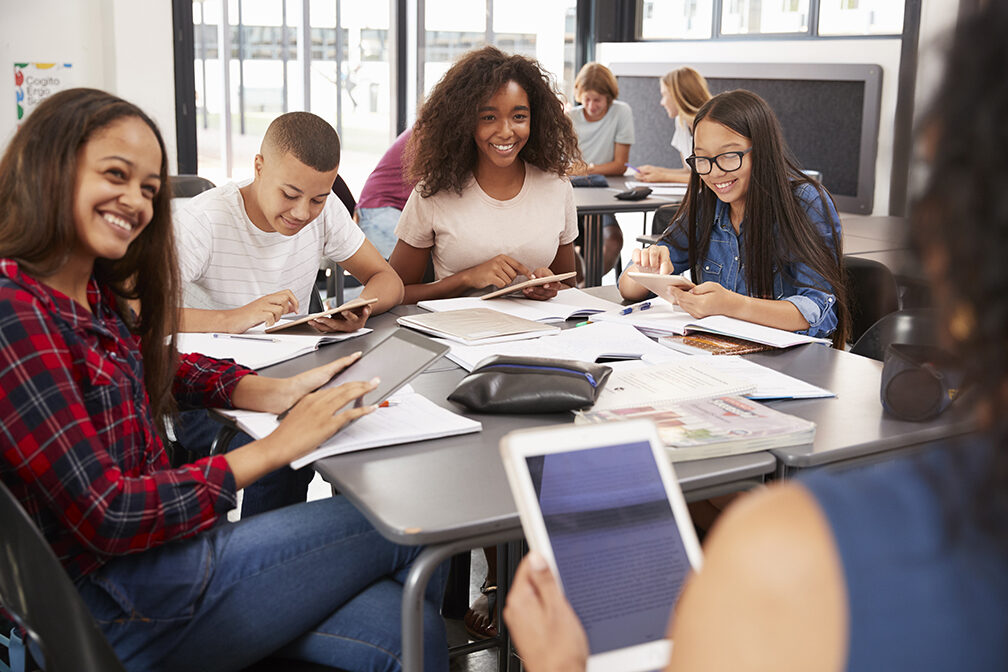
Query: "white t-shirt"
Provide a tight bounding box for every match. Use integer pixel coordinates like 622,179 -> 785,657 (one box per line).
174,180 -> 365,311
567,99 -> 635,164
671,115 -> 693,164
395,164 -> 578,282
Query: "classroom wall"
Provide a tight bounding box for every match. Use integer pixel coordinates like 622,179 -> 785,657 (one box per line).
0,0 -> 178,172
595,3 -> 961,217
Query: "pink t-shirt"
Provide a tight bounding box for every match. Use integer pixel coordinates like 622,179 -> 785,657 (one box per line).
357,129 -> 415,211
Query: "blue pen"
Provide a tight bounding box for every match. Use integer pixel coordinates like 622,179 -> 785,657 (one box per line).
618,301 -> 651,315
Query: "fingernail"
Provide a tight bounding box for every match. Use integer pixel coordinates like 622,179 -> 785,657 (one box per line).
366,404 -> 379,412
352,351 -> 363,358
369,376 -> 380,385
528,551 -> 547,571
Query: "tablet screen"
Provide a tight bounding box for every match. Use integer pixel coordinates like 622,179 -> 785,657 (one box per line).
318,329 -> 448,407
525,440 -> 691,655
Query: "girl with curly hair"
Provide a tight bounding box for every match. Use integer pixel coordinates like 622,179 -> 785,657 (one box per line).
389,46 -> 581,304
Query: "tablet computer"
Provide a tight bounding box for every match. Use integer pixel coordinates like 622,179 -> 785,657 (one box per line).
265,296 -> 378,334
480,272 -> 577,300
500,419 -> 703,672
626,271 -> 695,303
278,328 -> 448,419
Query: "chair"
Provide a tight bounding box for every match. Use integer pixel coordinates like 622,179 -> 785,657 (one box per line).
317,175 -> 361,307
0,481 -> 126,672
169,174 -> 216,198
844,255 -> 901,346
849,308 -> 939,361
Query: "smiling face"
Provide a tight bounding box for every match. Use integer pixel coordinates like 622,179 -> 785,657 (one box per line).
579,88 -> 610,122
250,149 -> 340,235
692,118 -> 753,217
72,116 -> 162,265
473,80 -> 531,173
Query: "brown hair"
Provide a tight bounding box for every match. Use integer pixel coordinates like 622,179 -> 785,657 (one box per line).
407,46 -> 581,198
661,67 -> 712,119
574,62 -> 619,103
664,89 -> 850,348
263,111 -> 341,172
0,87 -> 179,427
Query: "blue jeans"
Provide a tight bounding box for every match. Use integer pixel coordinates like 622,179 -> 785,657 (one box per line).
357,207 -> 402,259
76,496 -> 449,671
173,409 -> 313,517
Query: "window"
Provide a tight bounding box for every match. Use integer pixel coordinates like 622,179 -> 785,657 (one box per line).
641,0 -> 714,40
819,0 -> 904,36
721,0 -> 810,36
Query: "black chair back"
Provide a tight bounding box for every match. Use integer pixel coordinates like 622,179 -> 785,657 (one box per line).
169,175 -> 216,198
0,481 -> 125,672
850,308 -> 939,361
844,255 -> 900,345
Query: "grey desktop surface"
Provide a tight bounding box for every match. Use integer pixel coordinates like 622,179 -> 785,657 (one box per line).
747,345 -> 974,470
573,176 -> 679,215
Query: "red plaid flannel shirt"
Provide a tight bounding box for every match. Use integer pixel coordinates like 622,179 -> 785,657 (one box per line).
0,259 -> 253,581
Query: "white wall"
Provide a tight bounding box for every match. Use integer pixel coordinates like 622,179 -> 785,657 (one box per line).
0,0 -> 178,171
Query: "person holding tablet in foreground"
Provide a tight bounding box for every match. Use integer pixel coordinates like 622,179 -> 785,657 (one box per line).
0,89 -> 448,671
389,46 -> 579,304
634,67 -> 712,185
505,4 -> 1008,668
619,89 -> 850,348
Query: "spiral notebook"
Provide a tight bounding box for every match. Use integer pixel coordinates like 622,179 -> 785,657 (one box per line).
590,361 -> 756,412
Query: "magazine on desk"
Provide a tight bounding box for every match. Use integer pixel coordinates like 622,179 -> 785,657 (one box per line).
577,394 -> 815,462
397,307 -> 560,344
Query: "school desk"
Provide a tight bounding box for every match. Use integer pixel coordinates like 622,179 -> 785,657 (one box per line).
575,176 -> 681,287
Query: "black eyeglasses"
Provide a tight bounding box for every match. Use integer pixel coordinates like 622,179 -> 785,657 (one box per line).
686,147 -> 753,175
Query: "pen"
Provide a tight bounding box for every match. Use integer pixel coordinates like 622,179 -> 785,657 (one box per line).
212,333 -> 280,343
618,301 -> 651,315
624,162 -> 641,175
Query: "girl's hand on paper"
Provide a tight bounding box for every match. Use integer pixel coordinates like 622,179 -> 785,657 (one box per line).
227,289 -> 299,332
463,254 -> 532,291
672,282 -> 744,319
522,267 -> 562,301
309,304 -> 372,333
504,551 -> 589,672
635,165 -> 670,182
270,377 -> 378,461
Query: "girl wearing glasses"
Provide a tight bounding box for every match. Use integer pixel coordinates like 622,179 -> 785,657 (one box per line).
619,89 -> 849,347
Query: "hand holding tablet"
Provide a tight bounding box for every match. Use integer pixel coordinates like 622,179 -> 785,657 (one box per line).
626,271 -> 695,304
265,296 -> 378,334
480,271 -> 577,300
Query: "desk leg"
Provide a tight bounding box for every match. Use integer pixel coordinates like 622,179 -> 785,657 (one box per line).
583,214 -> 604,288
401,530 -> 524,672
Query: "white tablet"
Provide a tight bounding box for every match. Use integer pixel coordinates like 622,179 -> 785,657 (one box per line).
500,420 -> 702,672
626,271 -> 695,303
265,296 -> 378,334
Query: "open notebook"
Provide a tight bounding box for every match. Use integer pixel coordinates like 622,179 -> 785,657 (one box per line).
397,308 -> 559,345
175,328 -> 370,370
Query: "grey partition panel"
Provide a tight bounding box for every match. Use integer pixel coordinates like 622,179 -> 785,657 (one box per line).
612,63 -> 882,214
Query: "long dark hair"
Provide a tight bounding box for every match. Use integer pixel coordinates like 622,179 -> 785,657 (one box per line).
914,3 -> 1008,543
666,89 -> 850,347
407,46 -> 581,198
0,88 -> 179,428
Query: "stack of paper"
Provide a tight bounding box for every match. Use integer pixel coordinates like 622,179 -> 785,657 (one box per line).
175,328 -> 370,370
397,308 -> 559,345
216,386 -> 482,469
577,394 -> 815,462
591,360 -> 756,411
418,287 -> 621,323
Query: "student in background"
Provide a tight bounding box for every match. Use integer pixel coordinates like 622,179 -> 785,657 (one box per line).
567,62 -> 635,278
175,111 -> 403,335
635,67 -> 712,184
0,88 -> 448,672
389,46 -> 579,305
620,89 -> 850,348
172,112 -> 404,517
505,5 -> 1008,669
355,127 -> 416,258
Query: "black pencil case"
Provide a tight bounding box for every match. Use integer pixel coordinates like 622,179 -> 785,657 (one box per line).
570,174 -> 609,188
448,355 -> 612,414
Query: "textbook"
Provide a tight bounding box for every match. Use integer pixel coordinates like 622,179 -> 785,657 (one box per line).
396,307 -> 560,344
175,328 -> 370,370
591,360 -> 756,412
417,287 -> 621,323
576,394 -> 815,462
658,332 -> 773,356
592,301 -> 831,348
216,386 -> 482,469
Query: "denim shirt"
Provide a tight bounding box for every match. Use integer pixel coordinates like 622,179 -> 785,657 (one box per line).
656,182 -> 841,338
